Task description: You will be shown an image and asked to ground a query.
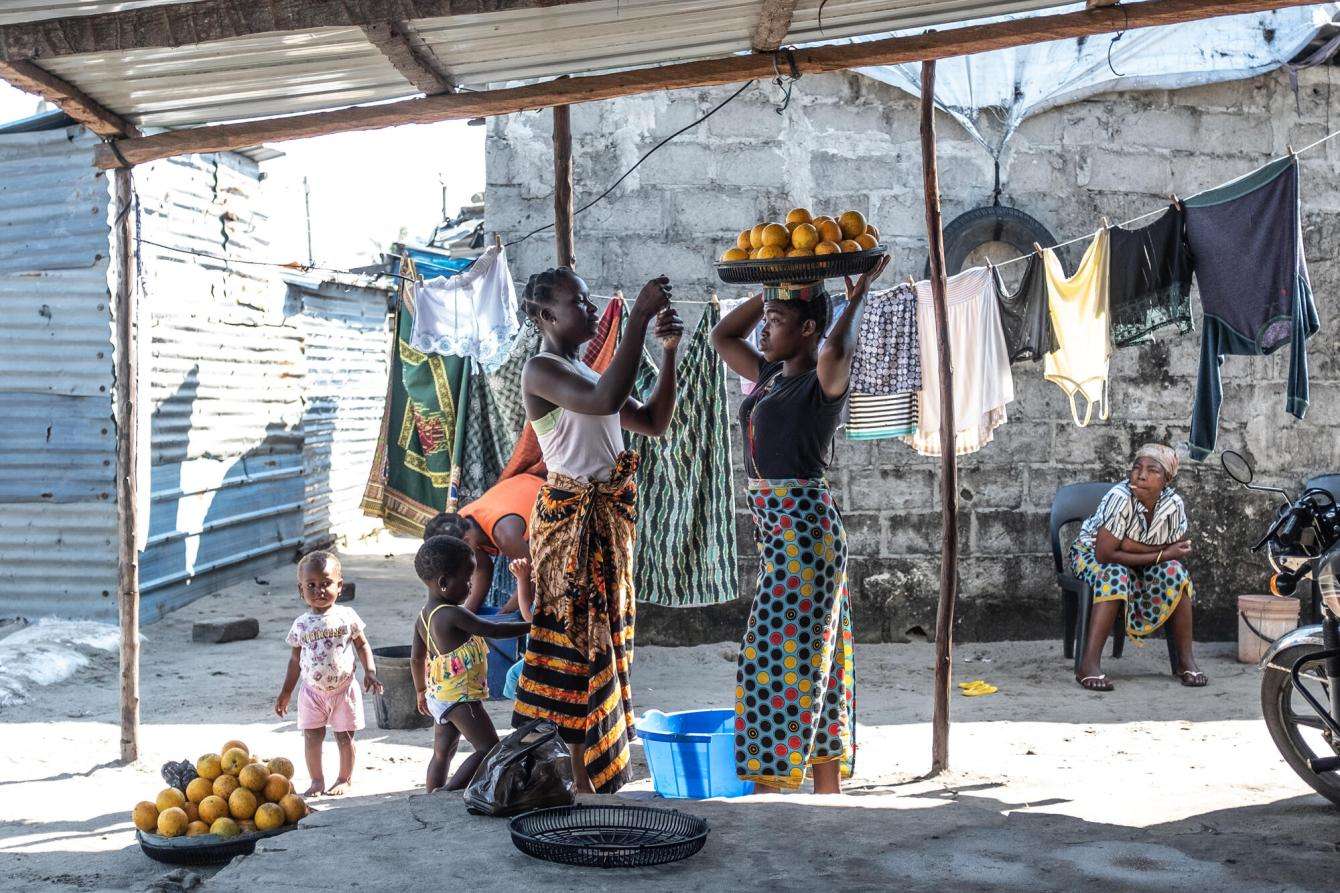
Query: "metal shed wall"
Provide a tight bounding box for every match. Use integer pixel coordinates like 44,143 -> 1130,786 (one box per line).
292,278 -> 392,550
0,124 -> 118,619
135,151 -> 305,621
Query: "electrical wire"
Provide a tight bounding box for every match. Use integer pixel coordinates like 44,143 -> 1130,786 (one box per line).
503,79 -> 758,249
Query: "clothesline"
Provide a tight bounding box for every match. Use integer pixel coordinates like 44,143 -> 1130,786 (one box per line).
989,125 -> 1340,270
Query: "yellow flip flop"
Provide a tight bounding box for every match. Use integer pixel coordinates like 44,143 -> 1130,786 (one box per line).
958,680 -> 999,697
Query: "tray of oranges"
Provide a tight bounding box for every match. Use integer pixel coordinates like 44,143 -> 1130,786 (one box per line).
716,208 -> 884,286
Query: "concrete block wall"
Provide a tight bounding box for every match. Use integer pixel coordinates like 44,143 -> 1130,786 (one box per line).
486,67 -> 1340,644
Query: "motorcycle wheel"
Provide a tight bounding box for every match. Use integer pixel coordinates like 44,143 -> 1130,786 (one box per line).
1260,643 -> 1340,807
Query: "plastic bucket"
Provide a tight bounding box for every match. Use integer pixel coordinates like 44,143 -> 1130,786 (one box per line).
1237,594 -> 1300,664
371,645 -> 432,730
634,709 -> 754,799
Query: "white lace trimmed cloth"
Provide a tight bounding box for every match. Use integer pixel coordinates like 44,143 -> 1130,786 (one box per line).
409,245 -> 519,370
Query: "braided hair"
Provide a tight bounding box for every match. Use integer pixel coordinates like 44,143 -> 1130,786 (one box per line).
521,266 -> 579,321
766,290 -> 831,337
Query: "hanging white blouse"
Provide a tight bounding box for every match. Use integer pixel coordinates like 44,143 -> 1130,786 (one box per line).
409,245 -> 519,370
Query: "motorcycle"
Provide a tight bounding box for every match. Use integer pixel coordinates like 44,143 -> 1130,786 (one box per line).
1222,450 -> 1340,806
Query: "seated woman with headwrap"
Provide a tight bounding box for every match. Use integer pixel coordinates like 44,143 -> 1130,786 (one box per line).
1071,443 -> 1207,692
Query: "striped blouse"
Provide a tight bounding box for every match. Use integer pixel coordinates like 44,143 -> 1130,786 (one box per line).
1075,481 -> 1188,548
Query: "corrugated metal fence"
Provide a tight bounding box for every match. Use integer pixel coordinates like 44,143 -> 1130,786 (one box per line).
0,125 -> 119,619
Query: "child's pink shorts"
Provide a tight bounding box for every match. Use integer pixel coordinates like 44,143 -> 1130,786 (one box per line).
297,678 -> 364,732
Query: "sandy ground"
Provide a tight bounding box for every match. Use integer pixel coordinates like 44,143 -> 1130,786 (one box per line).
1,549 -> 1334,891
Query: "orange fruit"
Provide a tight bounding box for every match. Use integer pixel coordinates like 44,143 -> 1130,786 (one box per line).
279,794 -> 307,824
760,223 -> 789,249
155,788 -> 186,812
748,247 -> 761,259
786,247 -> 815,258
815,241 -> 842,256
213,774 -> 240,799
157,806 -> 189,838
195,754 -> 222,781
185,777 -> 214,804
181,801 -> 200,823
748,223 -> 767,249
756,245 -> 785,260
238,820 -> 258,834
186,821 -> 210,837
839,239 -> 862,253
856,233 -> 878,250
263,774 -> 292,803
254,802 -> 285,832
736,229 -> 751,251
238,763 -> 269,793
790,223 -> 820,250
198,795 -> 229,824
221,740 -> 249,756
785,208 -> 813,226
721,247 -> 749,262
266,758 -> 295,780
817,219 -> 843,244
221,747 -> 249,776
228,788 -> 258,821
131,801 -> 159,833
838,210 -> 867,240
865,223 -> 881,240
210,817 -> 240,839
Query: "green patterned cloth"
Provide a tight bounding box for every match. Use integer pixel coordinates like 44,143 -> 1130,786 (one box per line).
361,257 -> 468,536
456,358 -> 514,506
628,301 -> 739,606
489,324 -> 541,444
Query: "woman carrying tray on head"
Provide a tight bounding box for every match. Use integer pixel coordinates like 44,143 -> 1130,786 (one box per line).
510,267 -> 683,795
711,256 -> 889,794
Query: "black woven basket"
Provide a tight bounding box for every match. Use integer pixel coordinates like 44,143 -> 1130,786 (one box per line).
509,804 -> 709,868
137,827 -> 291,866
715,245 -> 886,286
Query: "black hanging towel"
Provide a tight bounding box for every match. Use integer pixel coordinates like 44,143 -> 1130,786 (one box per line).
1108,205 -> 1194,348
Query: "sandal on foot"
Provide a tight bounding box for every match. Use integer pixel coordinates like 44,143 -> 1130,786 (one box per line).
1076,674 -> 1114,692
1175,670 -> 1208,687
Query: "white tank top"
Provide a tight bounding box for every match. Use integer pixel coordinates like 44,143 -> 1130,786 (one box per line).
530,352 -> 624,483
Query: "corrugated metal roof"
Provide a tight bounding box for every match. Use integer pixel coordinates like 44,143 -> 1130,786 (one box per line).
5,1 -> 1071,130
0,0 -> 191,26
0,123 -> 118,618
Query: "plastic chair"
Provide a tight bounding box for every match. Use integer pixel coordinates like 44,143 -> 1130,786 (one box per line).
1050,482 -> 1115,663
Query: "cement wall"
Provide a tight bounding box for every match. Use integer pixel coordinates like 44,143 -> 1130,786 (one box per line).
485,67 -> 1340,644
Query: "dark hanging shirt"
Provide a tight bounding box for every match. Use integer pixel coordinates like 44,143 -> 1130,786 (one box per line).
1108,205 -> 1194,348
740,360 -> 845,480
992,253 -> 1057,363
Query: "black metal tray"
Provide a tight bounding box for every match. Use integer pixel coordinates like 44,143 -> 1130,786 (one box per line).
509,804 -> 708,869
715,244 -> 886,286
136,826 -> 292,866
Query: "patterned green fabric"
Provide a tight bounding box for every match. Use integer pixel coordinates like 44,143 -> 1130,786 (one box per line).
457,359 -> 514,505
628,301 -> 739,606
489,325 -> 541,443
361,258 -> 468,536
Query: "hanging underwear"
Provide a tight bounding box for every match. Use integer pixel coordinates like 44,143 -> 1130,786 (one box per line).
992,253 -> 1056,364
1043,230 -> 1111,428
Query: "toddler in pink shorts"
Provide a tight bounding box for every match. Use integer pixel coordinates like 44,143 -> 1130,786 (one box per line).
274,551 -> 383,796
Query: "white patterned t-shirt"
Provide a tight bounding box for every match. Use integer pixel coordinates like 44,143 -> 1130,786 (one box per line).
285,606 -> 365,692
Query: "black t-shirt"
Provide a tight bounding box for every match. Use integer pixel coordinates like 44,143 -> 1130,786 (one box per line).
740,360 -> 846,480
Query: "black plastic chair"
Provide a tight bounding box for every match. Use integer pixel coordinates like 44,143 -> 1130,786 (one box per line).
1050,482 -> 1116,666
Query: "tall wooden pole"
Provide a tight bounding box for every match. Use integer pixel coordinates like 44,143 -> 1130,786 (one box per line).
113,166 -> 140,764
552,103 -> 575,269
919,60 -> 958,775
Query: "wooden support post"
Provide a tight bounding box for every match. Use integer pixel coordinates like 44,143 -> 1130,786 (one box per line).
553,103 -> 575,269
919,60 -> 958,776
112,166 -> 141,764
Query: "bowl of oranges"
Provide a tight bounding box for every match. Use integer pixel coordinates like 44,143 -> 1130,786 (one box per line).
131,740 -> 310,866
716,208 -> 884,285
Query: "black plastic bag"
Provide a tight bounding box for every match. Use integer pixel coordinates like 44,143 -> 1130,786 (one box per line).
464,719 -> 576,817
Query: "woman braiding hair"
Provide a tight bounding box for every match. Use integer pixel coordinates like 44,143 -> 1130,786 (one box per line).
509,267 -> 683,794
711,256 -> 889,794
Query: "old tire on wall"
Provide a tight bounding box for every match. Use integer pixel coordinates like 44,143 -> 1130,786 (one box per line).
924,205 -> 1057,279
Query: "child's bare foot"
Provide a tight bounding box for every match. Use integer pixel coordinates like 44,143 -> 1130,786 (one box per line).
324,778 -> 352,796
302,780 -> 325,797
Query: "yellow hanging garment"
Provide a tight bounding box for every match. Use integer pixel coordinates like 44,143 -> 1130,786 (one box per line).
1043,230 -> 1111,427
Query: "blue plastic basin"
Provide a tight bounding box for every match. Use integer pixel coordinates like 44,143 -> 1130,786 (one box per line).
635,708 -> 755,799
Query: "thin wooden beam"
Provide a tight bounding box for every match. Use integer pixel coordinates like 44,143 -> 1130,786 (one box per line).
0,59 -> 137,138
919,59 -> 957,777
0,0 -> 595,62
752,0 -> 799,52
361,21 -> 452,95
94,0 -> 1320,168
112,166 -> 141,764
553,104 -> 574,269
